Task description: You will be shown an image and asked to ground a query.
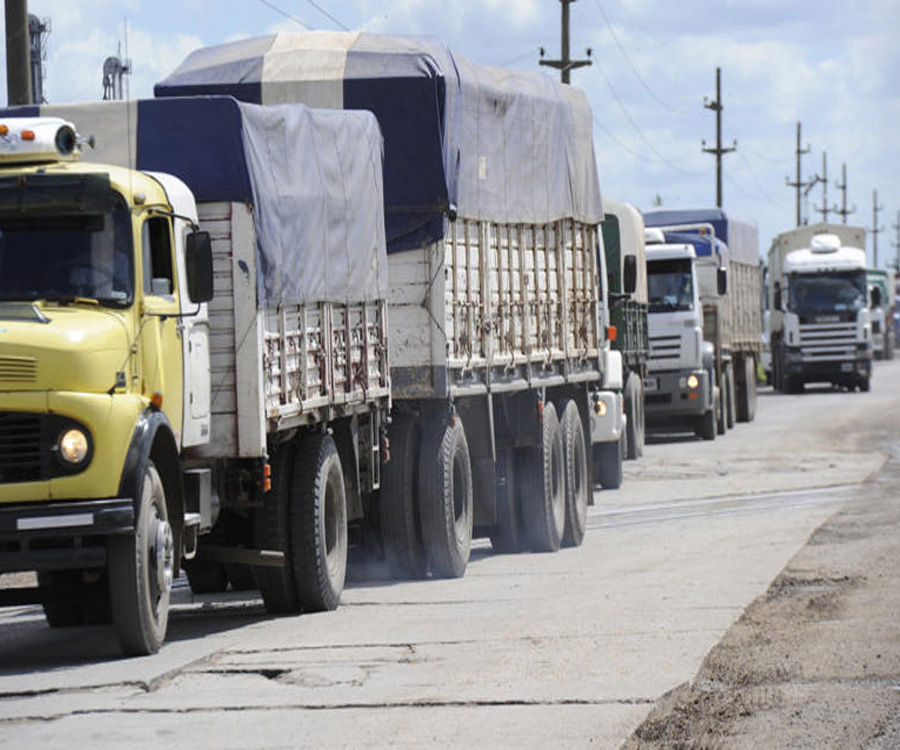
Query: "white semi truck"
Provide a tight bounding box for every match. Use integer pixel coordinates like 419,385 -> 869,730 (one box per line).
643,209 -> 762,439
867,267 -> 895,360
643,231 -> 721,439
768,224 -> 871,392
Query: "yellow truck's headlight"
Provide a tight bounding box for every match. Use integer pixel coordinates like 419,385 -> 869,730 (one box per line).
59,428 -> 89,464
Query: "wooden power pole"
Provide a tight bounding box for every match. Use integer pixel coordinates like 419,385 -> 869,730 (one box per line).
5,0 -> 32,106
702,67 -> 736,208
539,0 -> 591,84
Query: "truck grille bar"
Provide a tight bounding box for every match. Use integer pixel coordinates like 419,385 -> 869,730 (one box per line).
0,412 -> 43,483
798,322 -> 859,361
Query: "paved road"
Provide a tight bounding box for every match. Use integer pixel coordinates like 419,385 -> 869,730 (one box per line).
2,360 -> 898,749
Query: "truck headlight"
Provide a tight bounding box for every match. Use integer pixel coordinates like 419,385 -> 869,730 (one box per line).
59,428 -> 89,465
686,374 -> 700,390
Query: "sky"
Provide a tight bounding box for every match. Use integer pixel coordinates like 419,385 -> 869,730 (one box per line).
4,0 -> 900,266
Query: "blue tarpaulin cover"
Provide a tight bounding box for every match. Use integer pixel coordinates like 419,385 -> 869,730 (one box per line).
155,32 -> 603,253
643,208 -> 759,265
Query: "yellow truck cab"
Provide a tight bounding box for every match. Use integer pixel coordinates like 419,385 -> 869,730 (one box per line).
0,117 -> 213,654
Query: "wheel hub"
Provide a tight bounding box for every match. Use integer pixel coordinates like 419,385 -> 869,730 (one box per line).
153,519 -> 175,594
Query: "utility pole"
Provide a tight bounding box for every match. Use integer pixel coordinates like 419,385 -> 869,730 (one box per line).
813,152 -> 831,223
834,162 -> 855,224
5,0 -> 32,106
539,0 -> 591,85
785,121 -> 818,227
701,67 -> 736,208
892,210 -> 900,272
871,189 -> 884,267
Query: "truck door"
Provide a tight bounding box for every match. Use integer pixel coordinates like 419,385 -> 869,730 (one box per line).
139,215 -> 185,444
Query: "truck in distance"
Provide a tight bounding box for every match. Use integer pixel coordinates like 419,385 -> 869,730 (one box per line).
768,223 -> 871,393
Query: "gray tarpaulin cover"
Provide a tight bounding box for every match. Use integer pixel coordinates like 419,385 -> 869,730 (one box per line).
155,32 -> 603,252
0,96 -> 388,305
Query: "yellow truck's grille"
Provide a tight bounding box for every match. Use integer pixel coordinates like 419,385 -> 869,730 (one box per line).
0,412 -> 43,483
0,356 -> 37,382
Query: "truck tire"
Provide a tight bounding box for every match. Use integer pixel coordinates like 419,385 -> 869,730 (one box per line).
419,414 -> 473,578
594,434 -> 624,490
624,374 -> 644,460
860,376 -> 871,393
696,407 -> 716,441
520,402 -> 566,551
108,461 -> 174,656
183,559 -> 229,594
380,412 -> 428,579
490,447 -> 525,554
561,401 -> 589,547
725,364 -> 736,430
716,383 -> 727,435
290,433 -> 348,612
255,441 -> 301,614
736,356 -> 757,422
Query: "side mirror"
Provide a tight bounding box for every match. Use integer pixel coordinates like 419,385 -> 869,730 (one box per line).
623,255 -> 637,295
186,230 -> 214,304
871,286 -> 882,308
717,266 -> 727,296
773,281 -> 782,311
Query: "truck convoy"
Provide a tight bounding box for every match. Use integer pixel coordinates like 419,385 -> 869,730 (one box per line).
767,223 -> 872,392
866,267 -> 894,360
0,33 -> 624,655
602,199 -> 646,462
643,209 -> 762,439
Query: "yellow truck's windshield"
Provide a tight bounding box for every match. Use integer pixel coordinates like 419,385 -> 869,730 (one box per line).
0,199 -> 133,307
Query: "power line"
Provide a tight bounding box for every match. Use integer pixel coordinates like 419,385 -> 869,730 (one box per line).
589,56 -> 704,176
257,0 -> 312,29
592,0 -> 685,114
501,47 -> 542,68
304,0 -> 349,31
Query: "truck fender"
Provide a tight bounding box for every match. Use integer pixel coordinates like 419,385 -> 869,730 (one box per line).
118,409 -> 185,571
603,349 -> 624,391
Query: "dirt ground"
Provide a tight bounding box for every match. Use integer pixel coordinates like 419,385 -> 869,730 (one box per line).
622,450 -> 900,749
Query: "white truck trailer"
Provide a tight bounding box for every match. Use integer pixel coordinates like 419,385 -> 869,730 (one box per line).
156,32 -> 625,572
643,209 -> 762,437
768,224 -> 871,392
0,98 -> 390,654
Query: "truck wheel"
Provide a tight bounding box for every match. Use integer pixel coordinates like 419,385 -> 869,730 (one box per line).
490,447 -> 525,554
594,434 -> 624,490
291,433 -> 348,612
860,376 -> 871,393
561,401 -> 589,547
716,383 -> 727,435
520,402 -> 565,551
183,559 -> 229,594
625,374 -> 644,460
725,364 -> 736,429
737,356 -> 757,422
108,461 -> 174,656
419,414 -> 473,578
696,408 -> 716,441
380,412 -> 428,579
255,441 -> 301,614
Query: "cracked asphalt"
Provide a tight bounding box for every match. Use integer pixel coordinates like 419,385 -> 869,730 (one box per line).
2,360 -> 900,748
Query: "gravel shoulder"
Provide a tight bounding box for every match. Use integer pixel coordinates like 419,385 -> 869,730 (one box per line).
622,447 -> 900,749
